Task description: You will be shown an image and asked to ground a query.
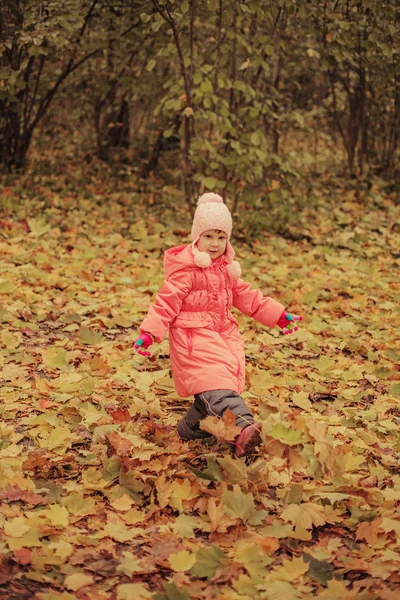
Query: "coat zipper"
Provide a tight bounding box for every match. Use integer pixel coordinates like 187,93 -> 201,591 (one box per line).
186,329 -> 193,355
218,266 -> 224,332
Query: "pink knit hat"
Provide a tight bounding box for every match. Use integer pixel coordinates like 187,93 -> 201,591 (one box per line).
191,192 -> 232,240
190,192 -> 241,278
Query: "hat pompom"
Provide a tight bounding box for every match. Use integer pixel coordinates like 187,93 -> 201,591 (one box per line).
197,193 -> 223,206
226,260 -> 241,279
193,250 -> 212,268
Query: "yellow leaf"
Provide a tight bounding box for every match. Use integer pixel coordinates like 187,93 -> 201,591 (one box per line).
112,311 -> 132,328
356,519 -> 383,545
222,484 -> 255,523
169,550 -> 196,572
4,516 -> 31,538
234,541 -> 274,578
110,494 -> 134,512
291,391 -> 313,412
169,479 -> 199,513
79,326 -> 105,345
281,503 -> 326,530
38,426 -> 73,453
200,409 -> 241,441
47,541 -> 74,561
27,217 -> 51,237
121,508 -> 147,525
0,363 -> 28,382
116,583 -> 152,600
380,517 -> 400,536
132,370 -> 155,392
63,492 -> 97,516
98,516 -> 137,542
272,556 -> 309,581
249,368 -> 277,394
64,573 -> 94,591
1,330 -> 21,350
314,439 -> 336,475
317,579 -> 354,598
205,498 -> 236,533
44,504 -> 69,528
307,419 -> 336,474
369,560 -> 398,580
261,580 -> 302,600
307,419 -> 329,442
39,593 -> 77,600
172,514 -> 199,538
42,347 -> 68,370
117,552 -> 145,577
262,519 -> 312,541
5,526 -> 42,551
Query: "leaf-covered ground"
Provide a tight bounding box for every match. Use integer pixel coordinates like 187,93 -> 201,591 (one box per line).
0,171 -> 399,600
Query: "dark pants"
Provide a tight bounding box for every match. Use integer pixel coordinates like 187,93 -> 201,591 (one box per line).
177,389 -> 255,441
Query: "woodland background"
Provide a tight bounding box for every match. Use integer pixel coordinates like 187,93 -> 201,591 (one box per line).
0,1 -> 400,600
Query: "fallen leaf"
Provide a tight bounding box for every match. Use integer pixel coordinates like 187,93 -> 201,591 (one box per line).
116,583 -> 152,599
168,550 -> 196,572
64,572 -> 94,591
199,409 -> 241,441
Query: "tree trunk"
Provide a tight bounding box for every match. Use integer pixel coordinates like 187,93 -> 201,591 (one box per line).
107,99 -> 130,149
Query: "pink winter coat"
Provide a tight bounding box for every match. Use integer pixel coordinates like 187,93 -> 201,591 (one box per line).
140,242 -> 285,398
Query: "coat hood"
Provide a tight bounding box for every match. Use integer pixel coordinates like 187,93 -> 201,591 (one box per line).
164,242 -> 241,279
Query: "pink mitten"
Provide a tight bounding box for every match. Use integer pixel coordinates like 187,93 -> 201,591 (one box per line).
277,311 -> 303,335
134,333 -> 153,356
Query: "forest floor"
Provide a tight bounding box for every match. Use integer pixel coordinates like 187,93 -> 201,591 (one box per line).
0,157 -> 399,600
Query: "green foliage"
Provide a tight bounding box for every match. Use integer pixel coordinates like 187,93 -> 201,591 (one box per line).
1,0 -> 399,227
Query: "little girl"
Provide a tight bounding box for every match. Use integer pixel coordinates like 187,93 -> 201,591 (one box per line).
134,193 -> 301,457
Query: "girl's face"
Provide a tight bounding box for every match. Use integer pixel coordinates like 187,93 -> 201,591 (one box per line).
198,229 -> 228,259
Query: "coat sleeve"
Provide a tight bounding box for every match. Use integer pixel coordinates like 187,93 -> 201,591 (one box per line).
232,278 -> 285,328
139,270 -> 192,343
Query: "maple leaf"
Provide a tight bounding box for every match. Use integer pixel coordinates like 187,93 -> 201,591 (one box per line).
218,454 -> 248,485
222,484 -> 256,523
42,347 -> 69,369
169,478 -> 199,512
43,504 -> 69,528
168,550 -> 196,572
153,583 -> 191,600
79,326 -> 105,345
261,580 -> 303,600
172,514 -> 199,538
190,545 -> 229,579
205,497 -> 237,533
272,556 -> 309,582
234,541 -> 274,578
199,409 -> 241,441
117,551 -> 145,576
105,431 -> 133,456
268,422 -> 303,445
281,502 -> 326,530
64,573 -> 94,591
3,516 -> 31,537
306,419 -> 336,474
0,486 -> 44,505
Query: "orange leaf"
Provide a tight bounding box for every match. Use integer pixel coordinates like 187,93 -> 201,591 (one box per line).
356,518 -> 383,545
105,432 -> 132,457
199,409 -> 241,441
13,548 -> 32,565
